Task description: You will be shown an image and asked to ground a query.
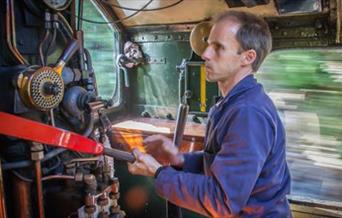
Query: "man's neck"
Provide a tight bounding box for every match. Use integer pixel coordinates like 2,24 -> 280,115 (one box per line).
218,69 -> 253,97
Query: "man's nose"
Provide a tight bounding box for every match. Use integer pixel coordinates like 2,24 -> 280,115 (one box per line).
201,46 -> 212,61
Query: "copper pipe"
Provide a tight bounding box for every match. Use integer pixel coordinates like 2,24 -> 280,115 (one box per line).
34,161 -> 45,218
57,12 -> 74,35
42,175 -> 74,181
12,174 -> 32,218
0,163 -> 7,218
38,30 -> 51,66
9,0 -> 27,64
5,0 -> 28,64
5,0 -> 22,63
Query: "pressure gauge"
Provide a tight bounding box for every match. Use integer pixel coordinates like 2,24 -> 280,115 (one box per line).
42,0 -> 72,11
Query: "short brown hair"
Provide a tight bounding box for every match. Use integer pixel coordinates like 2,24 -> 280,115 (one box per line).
213,11 -> 272,72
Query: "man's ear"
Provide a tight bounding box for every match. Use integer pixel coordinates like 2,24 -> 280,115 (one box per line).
241,49 -> 257,66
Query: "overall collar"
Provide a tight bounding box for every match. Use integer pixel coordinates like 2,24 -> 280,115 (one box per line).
215,74 -> 258,108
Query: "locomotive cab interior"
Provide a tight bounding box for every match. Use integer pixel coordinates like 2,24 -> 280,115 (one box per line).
1,0 -> 342,217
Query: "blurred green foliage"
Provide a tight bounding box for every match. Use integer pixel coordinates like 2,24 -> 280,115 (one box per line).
258,49 -> 342,157
258,50 -> 342,202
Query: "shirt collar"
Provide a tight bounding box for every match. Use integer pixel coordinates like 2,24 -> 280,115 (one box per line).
216,74 -> 258,107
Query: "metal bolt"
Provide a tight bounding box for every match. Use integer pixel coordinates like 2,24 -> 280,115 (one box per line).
85,194 -> 96,206
98,193 -> 109,206
84,205 -> 96,214
111,179 -> 120,193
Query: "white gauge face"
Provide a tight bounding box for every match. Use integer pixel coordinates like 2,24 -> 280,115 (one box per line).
42,0 -> 71,11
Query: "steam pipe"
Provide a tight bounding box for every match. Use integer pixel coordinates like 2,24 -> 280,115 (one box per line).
12,175 -> 32,217
42,175 -> 74,181
82,112 -> 95,137
77,0 -> 84,31
75,30 -> 86,73
38,30 -> 50,66
31,143 -> 45,218
10,0 -> 28,64
57,12 -> 74,35
0,163 -> 6,218
84,48 -> 98,95
2,148 -> 66,170
34,161 -> 44,218
5,0 -> 28,64
45,28 -> 57,65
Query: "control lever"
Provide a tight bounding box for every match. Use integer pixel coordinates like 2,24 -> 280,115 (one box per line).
166,100 -> 189,218
0,112 -> 135,162
103,147 -> 135,163
54,39 -> 79,75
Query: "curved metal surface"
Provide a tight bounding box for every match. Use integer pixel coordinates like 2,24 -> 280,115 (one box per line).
0,112 -> 104,155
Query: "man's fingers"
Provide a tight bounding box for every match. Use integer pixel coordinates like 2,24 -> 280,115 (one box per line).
145,143 -> 158,153
127,162 -> 136,174
127,161 -> 144,175
127,152 -> 162,177
143,134 -> 164,144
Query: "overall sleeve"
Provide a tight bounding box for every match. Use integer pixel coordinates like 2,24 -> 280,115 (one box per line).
182,151 -> 204,173
154,107 -> 274,217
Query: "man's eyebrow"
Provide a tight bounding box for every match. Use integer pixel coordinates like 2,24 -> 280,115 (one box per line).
208,40 -> 224,49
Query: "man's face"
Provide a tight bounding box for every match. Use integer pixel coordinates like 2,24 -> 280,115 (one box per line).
201,20 -> 243,82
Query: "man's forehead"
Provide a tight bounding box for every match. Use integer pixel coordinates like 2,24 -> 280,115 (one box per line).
214,19 -> 240,35
208,20 -> 240,42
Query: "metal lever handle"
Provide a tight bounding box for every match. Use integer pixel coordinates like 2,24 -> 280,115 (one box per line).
58,39 -> 79,63
103,147 -> 135,163
54,40 -> 79,75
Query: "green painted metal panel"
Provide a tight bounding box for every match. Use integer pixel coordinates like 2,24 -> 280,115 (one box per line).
129,30 -> 218,118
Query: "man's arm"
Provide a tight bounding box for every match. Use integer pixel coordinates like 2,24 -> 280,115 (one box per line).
154,107 -> 274,217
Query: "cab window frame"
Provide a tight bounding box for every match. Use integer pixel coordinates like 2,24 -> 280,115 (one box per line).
79,0 -> 123,108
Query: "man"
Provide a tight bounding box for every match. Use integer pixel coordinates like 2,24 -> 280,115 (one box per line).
128,11 -> 291,218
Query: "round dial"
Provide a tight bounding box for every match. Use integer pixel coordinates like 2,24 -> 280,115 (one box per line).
42,0 -> 72,11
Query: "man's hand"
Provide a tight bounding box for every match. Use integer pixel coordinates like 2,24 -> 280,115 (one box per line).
127,149 -> 162,177
144,134 -> 184,167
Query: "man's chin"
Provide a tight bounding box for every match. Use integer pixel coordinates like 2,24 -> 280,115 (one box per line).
206,74 -> 216,82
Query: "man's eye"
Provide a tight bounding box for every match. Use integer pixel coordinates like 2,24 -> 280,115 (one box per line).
213,44 -> 220,51
214,44 -> 224,52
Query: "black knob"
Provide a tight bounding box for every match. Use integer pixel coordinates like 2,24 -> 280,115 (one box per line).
43,82 -> 60,95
